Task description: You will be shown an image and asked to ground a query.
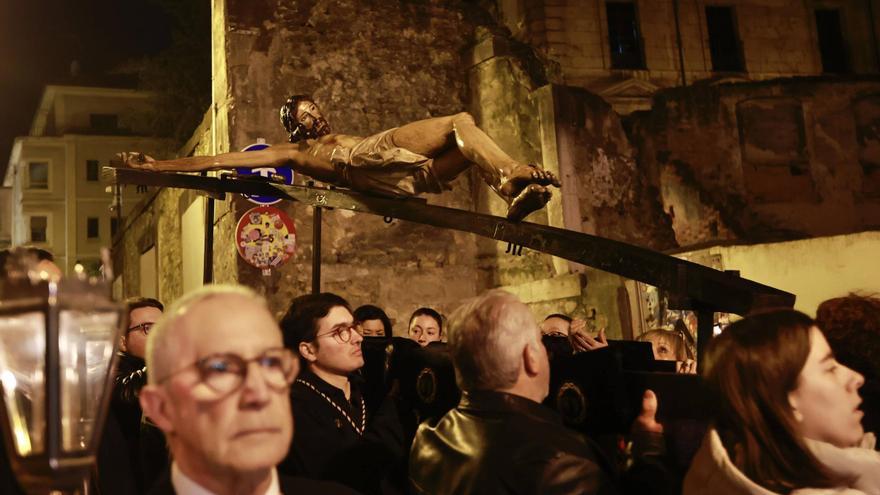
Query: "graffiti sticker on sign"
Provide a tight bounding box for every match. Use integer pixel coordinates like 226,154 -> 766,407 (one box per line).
235,205 -> 297,274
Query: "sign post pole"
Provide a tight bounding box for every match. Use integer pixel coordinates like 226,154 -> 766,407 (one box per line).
312,206 -> 322,294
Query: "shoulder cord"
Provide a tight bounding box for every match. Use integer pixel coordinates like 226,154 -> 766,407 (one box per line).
296,378 -> 366,435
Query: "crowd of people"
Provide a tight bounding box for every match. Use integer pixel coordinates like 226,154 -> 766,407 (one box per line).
2,246 -> 880,494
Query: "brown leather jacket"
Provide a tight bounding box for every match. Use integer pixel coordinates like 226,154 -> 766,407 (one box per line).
409,390 -> 621,495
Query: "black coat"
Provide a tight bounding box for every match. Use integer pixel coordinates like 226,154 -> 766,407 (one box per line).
278,370 -> 406,494
95,351 -> 148,494
409,390 -> 670,495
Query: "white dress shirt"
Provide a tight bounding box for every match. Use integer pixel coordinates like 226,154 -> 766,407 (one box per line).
171,462 -> 281,495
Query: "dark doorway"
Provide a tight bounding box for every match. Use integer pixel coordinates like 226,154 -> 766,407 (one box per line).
706,6 -> 744,72
606,2 -> 645,69
815,9 -> 849,73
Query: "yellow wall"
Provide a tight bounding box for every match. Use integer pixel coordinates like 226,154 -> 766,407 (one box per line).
679,231 -> 880,316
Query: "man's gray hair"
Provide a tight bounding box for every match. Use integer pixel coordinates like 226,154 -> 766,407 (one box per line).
446,289 -> 538,391
145,284 -> 267,385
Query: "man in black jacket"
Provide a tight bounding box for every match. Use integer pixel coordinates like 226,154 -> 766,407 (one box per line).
279,293 -> 406,494
409,289 -> 668,495
101,297 -> 163,493
113,297 -> 167,485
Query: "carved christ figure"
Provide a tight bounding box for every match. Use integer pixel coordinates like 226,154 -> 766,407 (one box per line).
115,95 -> 560,221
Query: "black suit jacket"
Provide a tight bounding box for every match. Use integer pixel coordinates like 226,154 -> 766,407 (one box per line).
147,469 -> 360,494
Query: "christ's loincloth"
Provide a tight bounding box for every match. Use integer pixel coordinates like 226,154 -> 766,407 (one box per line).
329,128 -> 452,197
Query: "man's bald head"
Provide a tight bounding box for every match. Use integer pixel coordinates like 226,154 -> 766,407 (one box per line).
146,284 -> 268,385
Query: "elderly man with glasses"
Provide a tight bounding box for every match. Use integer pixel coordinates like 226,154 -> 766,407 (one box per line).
138,285 -> 355,495
279,292 -> 407,494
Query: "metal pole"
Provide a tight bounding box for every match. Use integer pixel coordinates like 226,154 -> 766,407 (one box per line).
867,0 -> 880,72
673,0 -> 688,86
202,172 -> 214,284
311,207 -> 322,294
695,307 -> 714,373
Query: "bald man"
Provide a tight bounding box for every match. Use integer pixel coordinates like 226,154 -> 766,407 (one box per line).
138,284 -> 355,495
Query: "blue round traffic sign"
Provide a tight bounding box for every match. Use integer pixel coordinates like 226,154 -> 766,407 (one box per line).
235,143 -> 295,205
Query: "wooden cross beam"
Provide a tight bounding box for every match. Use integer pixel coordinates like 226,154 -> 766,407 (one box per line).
109,168 -> 794,317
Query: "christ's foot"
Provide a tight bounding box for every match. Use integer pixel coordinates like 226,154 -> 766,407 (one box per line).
498,164 -> 560,199
506,184 -> 551,222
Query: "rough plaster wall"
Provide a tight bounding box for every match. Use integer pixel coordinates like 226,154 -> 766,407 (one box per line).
468,45 -> 557,289
222,0 -> 498,329
628,77 -> 880,248
467,40 -> 675,336
558,89 -> 676,250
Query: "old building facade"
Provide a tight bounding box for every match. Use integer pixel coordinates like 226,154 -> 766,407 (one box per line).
112,0 -> 880,335
5,85 -> 172,274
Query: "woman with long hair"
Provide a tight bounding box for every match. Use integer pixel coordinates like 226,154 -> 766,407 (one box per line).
684,309 -> 880,494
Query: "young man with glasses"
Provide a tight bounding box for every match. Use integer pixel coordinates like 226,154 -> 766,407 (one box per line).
116,297 -> 163,417
103,297 -> 164,493
279,293 -> 407,494
138,284 -> 354,495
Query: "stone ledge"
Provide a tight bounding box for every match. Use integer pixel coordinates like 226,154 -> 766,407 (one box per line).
498,273 -> 586,303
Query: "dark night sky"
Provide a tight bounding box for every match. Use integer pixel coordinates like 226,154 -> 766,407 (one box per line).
0,0 -> 173,179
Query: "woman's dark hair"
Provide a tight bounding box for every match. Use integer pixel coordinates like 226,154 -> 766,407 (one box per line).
353,304 -> 392,338
704,309 -> 838,492
280,293 -> 351,355
409,307 -> 443,336
816,294 -> 880,380
543,313 -> 572,323
126,297 -> 164,313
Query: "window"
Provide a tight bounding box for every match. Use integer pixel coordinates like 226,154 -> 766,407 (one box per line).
110,217 -> 119,238
30,216 -> 48,243
815,9 -> 848,73
606,2 -> 645,69
28,162 -> 49,189
89,114 -> 119,133
86,160 -> 100,181
87,217 -> 100,239
706,6 -> 743,72
737,97 -> 817,203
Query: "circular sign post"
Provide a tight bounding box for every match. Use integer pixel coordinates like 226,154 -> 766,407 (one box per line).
235,141 -> 295,205
235,205 -> 297,276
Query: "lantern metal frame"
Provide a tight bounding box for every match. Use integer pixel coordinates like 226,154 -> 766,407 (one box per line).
0,277 -> 124,494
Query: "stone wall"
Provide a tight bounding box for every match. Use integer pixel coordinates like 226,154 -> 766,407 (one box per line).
220,0 -> 502,329
628,77 -> 880,248
212,0 -> 680,333
466,30 -> 675,337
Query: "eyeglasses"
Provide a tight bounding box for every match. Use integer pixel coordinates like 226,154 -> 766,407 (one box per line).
157,347 -> 298,395
127,322 -> 154,336
314,323 -> 361,344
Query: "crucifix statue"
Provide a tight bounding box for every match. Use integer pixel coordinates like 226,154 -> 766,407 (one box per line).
115,95 -> 560,221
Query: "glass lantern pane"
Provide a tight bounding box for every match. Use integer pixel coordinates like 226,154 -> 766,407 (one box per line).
0,311 -> 46,456
58,310 -> 117,453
